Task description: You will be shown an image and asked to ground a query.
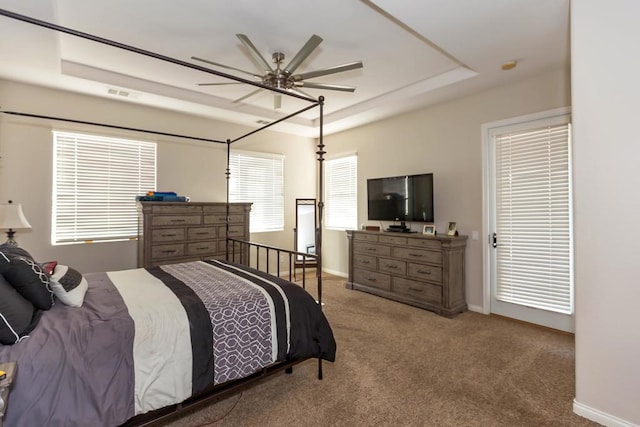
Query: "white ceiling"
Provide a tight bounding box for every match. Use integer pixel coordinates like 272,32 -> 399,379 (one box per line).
0,0 -> 570,137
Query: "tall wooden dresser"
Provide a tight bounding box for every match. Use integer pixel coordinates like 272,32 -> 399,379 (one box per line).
346,230 -> 467,317
137,202 -> 251,268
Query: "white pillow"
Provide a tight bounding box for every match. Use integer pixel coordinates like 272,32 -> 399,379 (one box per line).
50,265 -> 88,307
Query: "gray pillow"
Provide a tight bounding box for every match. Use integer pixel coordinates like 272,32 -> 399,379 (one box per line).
0,273 -> 41,345
0,251 -> 54,310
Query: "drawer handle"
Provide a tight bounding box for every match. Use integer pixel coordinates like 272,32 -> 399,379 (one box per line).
161,233 -> 176,237
361,260 -> 370,264
408,287 -> 424,293
170,219 -> 185,223
408,253 -> 423,258
161,250 -> 177,254
366,248 -> 376,252
417,270 -> 432,275
196,246 -> 209,250
367,277 -> 377,282
386,265 -> 398,269
195,232 -> 210,235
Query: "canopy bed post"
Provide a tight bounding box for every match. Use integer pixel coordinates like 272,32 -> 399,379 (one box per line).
225,139 -> 231,262
317,96 -> 325,380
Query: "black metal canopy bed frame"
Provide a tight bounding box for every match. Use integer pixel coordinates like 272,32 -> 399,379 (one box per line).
0,8 -> 332,427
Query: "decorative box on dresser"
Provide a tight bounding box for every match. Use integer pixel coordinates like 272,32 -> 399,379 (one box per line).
137,202 -> 251,268
346,230 -> 468,317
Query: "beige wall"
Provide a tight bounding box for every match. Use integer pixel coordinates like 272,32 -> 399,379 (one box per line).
0,80 -> 316,273
322,68 -> 570,310
572,0 -> 640,425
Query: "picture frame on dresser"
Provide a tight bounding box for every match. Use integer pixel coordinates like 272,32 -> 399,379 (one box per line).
447,222 -> 458,236
422,224 -> 436,235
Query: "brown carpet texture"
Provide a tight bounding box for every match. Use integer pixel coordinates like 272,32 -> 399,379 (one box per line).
162,275 -> 597,427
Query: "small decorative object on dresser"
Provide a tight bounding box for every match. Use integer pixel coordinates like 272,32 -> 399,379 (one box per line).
346,230 -> 467,317
422,224 -> 436,235
447,221 -> 458,236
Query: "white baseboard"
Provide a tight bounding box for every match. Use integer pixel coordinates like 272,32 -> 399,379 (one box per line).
321,268 -> 347,278
573,399 -> 638,427
467,304 -> 485,313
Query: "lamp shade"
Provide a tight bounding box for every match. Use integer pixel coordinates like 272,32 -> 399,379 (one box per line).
0,203 -> 32,230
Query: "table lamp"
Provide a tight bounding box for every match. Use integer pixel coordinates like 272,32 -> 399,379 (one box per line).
0,200 -> 32,246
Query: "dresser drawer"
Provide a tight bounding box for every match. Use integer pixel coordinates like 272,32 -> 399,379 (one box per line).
151,228 -> 185,242
202,205 -> 245,214
393,277 -> 442,305
354,268 -> 391,291
218,239 -> 245,253
378,257 -> 407,275
353,233 -> 379,242
379,235 -> 407,245
218,225 -> 246,238
407,262 -> 442,284
353,254 -> 376,270
188,241 -> 218,256
392,247 -> 441,265
188,227 -> 217,240
406,238 -> 441,250
204,214 -> 245,224
152,215 -> 201,226
151,243 -> 185,259
152,204 -> 201,214
353,242 -> 391,257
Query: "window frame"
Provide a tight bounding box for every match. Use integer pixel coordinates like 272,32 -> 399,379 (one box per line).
52,130 -> 157,245
324,153 -> 358,231
228,149 -> 285,233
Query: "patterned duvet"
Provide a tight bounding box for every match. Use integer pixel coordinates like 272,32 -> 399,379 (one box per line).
0,260 -> 336,427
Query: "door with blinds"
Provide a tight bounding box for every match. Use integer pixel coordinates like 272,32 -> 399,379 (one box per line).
488,112 -> 573,332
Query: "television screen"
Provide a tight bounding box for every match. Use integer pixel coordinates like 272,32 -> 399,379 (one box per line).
367,173 -> 434,222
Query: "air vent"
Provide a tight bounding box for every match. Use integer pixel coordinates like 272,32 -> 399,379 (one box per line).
107,87 -> 138,98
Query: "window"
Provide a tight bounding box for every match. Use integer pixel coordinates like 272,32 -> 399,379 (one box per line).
229,150 -> 284,233
52,131 -> 156,244
325,154 -> 357,230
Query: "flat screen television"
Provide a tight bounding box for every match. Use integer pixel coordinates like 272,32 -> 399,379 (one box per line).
367,173 -> 434,223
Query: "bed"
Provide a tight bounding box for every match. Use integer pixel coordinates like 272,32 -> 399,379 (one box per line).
0,257 -> 335,426
0,8 -> 333,427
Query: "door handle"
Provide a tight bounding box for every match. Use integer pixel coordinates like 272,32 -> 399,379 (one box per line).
492,233 -> 497,248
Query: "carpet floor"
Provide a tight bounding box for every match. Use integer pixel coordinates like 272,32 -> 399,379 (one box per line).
161,274 -> 598,427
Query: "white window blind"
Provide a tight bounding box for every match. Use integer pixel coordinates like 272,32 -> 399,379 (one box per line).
325,154 -> 357,230
229,151 -> 284,232
495,123 -> 573,314
52,131 -> 156,244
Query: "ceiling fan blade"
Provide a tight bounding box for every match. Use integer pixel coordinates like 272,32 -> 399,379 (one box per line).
233,88 -> 263,104
298,82 -> 356,92
283,34 -> 323,76
236,34 -> 274,73
191,56 -> 262,78
197,82 -> 244,86
274,94 -> 282,110
288,87 -> 315,99
296,61 -> 363,80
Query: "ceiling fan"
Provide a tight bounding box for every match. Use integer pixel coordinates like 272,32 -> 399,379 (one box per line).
192,34 -> 363,109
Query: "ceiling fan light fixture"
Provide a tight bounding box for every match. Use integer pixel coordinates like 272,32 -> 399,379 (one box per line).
194,33 -> 362,109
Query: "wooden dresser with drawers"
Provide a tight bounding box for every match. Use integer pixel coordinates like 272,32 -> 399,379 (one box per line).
137,202 -> 251,268
346,230 -> 467,317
